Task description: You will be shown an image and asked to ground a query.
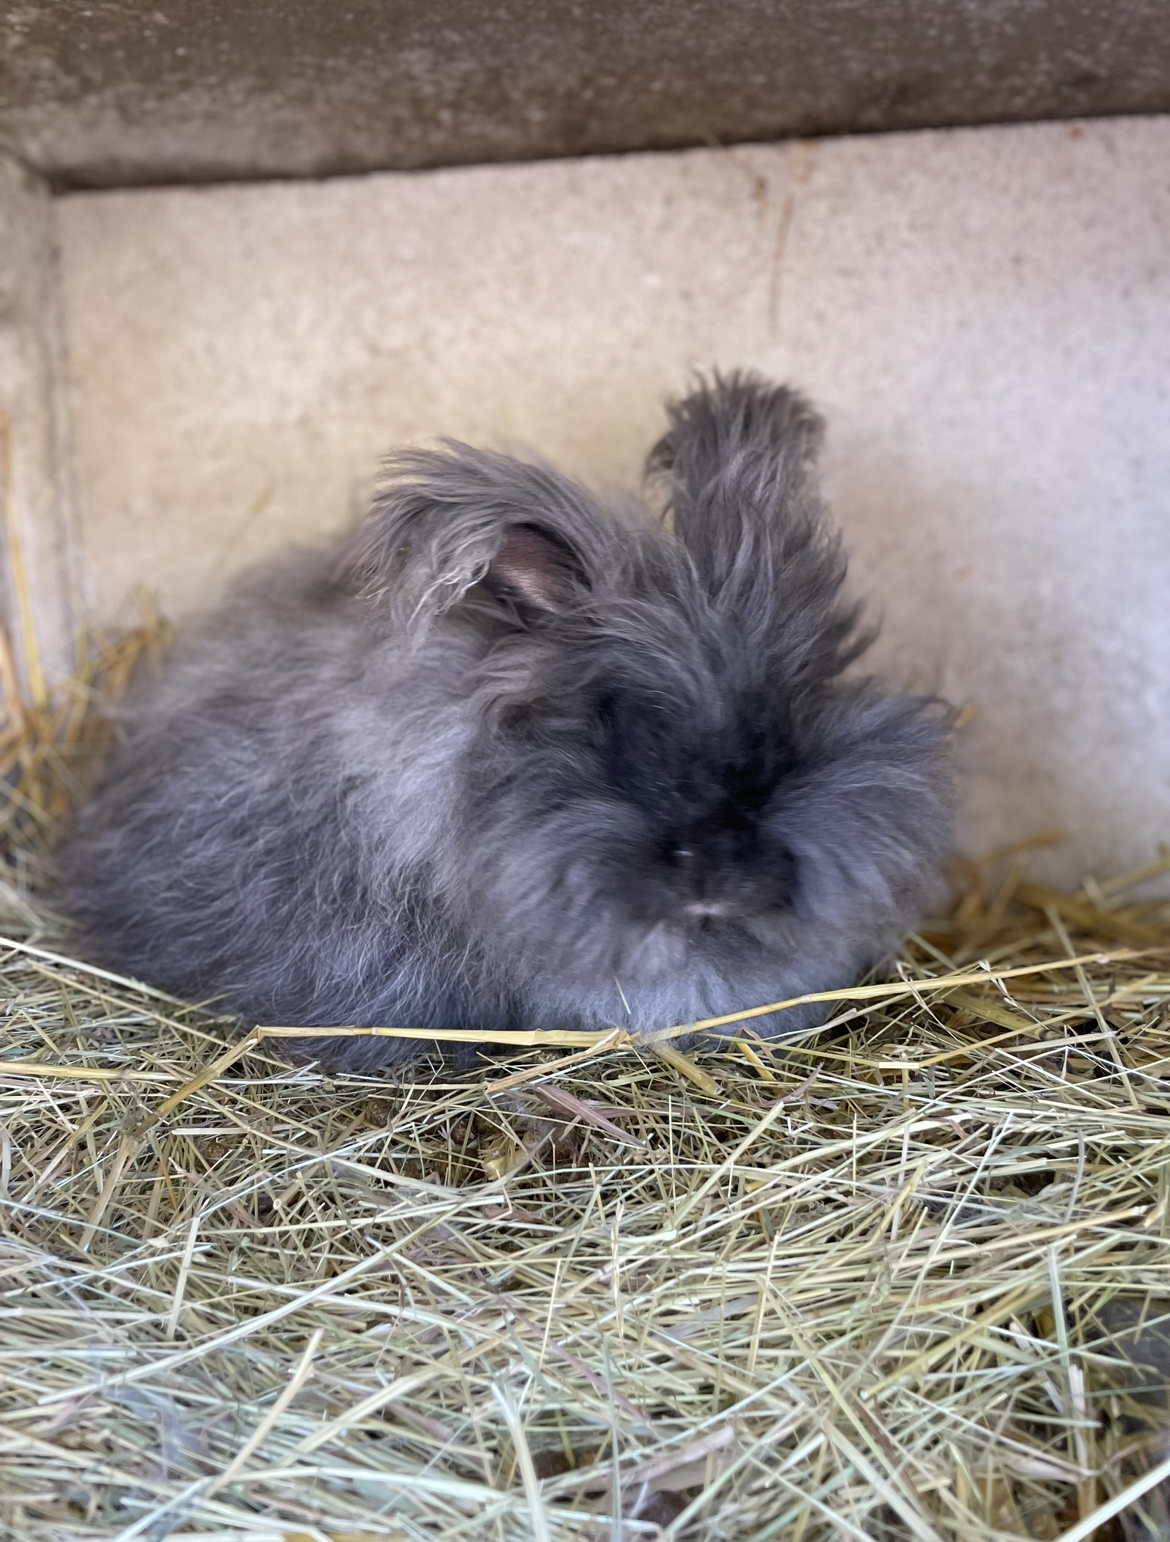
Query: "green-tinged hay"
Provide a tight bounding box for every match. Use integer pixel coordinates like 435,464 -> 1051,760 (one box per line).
1,627 -> 1170,1541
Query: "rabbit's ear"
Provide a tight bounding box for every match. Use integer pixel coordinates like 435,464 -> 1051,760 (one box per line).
648,371 -> 826,595
649,372 -> 866,680
341,442 -> 605,636
483,524 -> 586,615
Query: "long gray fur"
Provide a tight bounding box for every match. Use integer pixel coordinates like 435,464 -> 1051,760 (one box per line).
52,373 -> 953,1070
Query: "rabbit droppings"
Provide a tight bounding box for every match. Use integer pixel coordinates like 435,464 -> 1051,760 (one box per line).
54,374 -> 953,1071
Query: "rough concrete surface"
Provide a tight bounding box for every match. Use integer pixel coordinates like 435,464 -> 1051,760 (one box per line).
3,0 -> 1170,187
55,116 -> 1170,885
0,153 -> 75,688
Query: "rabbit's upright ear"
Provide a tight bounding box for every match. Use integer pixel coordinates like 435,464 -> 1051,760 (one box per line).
649,372 -> 864,678
482,523 -> 585,615
341,442 -> 604,635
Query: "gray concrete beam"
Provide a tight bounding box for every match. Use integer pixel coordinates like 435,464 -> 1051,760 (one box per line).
3,1 -> 1169,189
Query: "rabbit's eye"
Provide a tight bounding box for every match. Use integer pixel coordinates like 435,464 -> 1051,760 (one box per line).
672,847 -> 695,863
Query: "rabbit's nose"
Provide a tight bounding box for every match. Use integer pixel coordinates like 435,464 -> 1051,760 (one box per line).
684,900 -> 733,919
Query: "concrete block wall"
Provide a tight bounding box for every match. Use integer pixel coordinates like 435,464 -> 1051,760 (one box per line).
4,115 -> 1170,886
0,157 -> 75,689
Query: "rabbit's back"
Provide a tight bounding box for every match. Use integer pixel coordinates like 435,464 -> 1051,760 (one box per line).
54,548 -> 506,1044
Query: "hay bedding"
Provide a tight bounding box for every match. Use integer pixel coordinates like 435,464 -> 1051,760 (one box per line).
1,632 -> 1170,1542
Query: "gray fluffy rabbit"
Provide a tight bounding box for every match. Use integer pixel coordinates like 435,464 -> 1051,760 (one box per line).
53,373 -> 953,1070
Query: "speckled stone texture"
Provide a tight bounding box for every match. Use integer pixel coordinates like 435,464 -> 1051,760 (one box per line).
52,116 -> 1170,885
4,0 -> 1170,187
0,155 -> 75,686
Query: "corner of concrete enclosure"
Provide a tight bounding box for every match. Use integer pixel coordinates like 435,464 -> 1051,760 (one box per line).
0,154 -> 77,695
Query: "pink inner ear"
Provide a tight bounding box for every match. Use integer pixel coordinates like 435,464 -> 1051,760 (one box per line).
488,525 -> 585,613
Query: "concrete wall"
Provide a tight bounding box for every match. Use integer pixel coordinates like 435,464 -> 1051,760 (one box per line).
0,155 -> 75,691
51,116 -> 1170,886
3,1 -> 1170,188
